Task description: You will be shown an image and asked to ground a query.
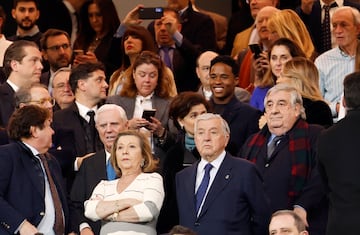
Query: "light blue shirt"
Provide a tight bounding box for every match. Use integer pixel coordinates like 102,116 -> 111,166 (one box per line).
315,47 -> 355,117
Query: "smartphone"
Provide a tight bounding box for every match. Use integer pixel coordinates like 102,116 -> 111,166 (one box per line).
142,109 -> 156,122
139,7 -> 163,19
249,44 -> 263,59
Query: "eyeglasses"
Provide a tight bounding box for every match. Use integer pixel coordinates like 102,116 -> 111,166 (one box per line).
28,98 -> 56,107
46,43 -> 71,51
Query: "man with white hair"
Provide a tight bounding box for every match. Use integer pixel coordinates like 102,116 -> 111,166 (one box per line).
70,104 -> 128,235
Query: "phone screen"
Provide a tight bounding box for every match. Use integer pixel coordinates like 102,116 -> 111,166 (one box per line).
142,109 -> 156,122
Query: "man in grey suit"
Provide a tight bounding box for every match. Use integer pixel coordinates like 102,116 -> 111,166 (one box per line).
70,104 -> 128,234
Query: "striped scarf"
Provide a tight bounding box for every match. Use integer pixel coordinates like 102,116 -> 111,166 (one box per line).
243,118 -> 313,204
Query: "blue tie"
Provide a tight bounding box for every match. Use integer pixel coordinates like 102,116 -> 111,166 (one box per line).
195,163 -> 213,213
161,47 -> 172,69
107,159 -> 117,180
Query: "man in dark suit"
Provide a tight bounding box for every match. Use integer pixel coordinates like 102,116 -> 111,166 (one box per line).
52,62 -> 108,190
209,55 -> 261,155
176,113 -> 270,235
0,40 -> 43,127
40,29 -> 72,93
154,8 -> 200,92
0,105 -> 69,234
240,84 -> 327,235
317,72 -> 360,235
70,104 -> 128,234
296,0 -> 360,54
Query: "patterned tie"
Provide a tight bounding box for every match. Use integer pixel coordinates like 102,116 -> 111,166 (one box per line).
106,159 -> 117,180
195,163 -> 213,214
38,154 -> 64,235
321,3 -> 337,52
161,47 -> 172,69
267,136 -> 283,159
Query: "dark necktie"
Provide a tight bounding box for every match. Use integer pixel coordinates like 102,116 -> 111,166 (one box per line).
321,3 -> 337,52
87,110 -> 96,150
267,136 -> 283,159
195,163 -> 213,214
38,154 -> 64,235
161,47 -> 172,69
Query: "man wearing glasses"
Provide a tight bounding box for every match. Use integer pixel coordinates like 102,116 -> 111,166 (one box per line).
0,40 -> 43,127
40,28 -> 72,94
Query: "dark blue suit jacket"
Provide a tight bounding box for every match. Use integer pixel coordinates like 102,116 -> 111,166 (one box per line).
176,153 -> 270,235
210,96 -> 261,156
0,142 -> 69,234
0,82 -> 15,128
296,0 -> 360,54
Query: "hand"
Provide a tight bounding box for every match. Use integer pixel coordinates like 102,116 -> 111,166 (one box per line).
148,117 -> 165,137
128,118 -> 149,130
253,51 -> 269,78
160,14 -> 178,36
77,152 -> 96,169
123,4 -> 144,26
19,220 -> 38,235
301,0 -> 315,14
293,207 -> 309,227
258,115 -> 267,129
80,227 -> 94,235
73,51 -> 98,66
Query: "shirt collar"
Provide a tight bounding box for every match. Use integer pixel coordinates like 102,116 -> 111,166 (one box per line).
75,101 -> 97,120
16,25 -> 40,37
320,0 -> 342,7
198,150 -> 226,171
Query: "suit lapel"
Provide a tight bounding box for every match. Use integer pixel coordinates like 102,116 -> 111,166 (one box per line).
198,154 -> 232,218
183,162 -> 198,216
18,143 -> 45,198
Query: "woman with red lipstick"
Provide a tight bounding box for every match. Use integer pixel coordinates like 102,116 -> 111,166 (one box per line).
84,130 -> 164,235
250,38 -> 306,112
108,25 -> 157,96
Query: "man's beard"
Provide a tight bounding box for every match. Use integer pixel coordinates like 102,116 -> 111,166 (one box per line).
17,19 -> 36,31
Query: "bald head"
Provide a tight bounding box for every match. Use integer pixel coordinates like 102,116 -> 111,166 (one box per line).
196,51 -> 219,90
256,6 -> 279,42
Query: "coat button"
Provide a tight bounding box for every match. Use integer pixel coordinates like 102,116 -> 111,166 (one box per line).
40,212 -> 45,216
265,163 -> 269,168
194,222 -> 200,226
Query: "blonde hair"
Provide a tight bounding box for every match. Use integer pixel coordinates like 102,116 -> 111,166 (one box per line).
110,130 -> 159,177
267,9 -> 315,60
281,57 -> 324,101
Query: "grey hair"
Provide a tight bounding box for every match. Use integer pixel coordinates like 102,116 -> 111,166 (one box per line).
333,6 -> 360,25
51,67 -> 71,88
194,113 -> 230,136
95,104 -> 128,124
264,83 -> 306,119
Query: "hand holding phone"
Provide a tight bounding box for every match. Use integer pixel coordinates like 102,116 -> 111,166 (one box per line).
142,109 -> 156,122
249,44 -> 263,59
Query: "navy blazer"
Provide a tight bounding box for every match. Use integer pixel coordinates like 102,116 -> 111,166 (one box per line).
70,150 -> 107,234
210,96 -> 261,155
0,82 -> 15,128
176,153 -> 270,235
0,142 -> 69,234
318,109 -> 360,235
296,0 -> 360,54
